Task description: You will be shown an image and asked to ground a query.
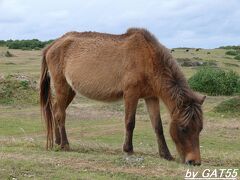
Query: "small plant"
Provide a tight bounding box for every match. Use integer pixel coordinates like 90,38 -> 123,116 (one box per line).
20,80 -> 29,89
225,50 -> 238,56
0,75 -> 38,105
188,68 -> 240,96
214,97 -> 240,115
234,55 -> 240,60
224,63 -> 239,67
5,51 -> 13,57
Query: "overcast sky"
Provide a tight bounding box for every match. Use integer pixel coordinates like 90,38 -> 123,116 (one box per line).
0,0 -> 239,48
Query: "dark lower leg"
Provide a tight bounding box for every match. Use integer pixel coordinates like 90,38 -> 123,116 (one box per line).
59,89 -> 75,150
55,125 -> 61,145
123,119 -> 135,153
155,125 -> 173,160
54,105 -> 69,150
52,80 -> 75,150
53,104 -> 61,145
60,125 -> 69,150
123,91 -> 138,154
145,97 -> 173,160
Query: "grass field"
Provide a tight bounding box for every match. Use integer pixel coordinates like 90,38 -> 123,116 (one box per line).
0,47 -> 239,179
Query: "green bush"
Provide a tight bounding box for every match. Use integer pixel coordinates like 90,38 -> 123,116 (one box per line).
234,55 -> 240,60
188,68 -> 240,96
214,97 -> 240,115
225,50 -> 239,56
0,75 -> 38,105
5,51 -> 13,57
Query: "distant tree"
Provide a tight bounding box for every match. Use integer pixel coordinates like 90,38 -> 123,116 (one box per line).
4,39 -> 55,50
219,45 -> 240,50
0,40 -> 6,46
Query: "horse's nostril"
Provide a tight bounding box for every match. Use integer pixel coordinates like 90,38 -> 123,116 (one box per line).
186,160 -> 201,166
186,160 -> 194,165
195,162 -> 201,166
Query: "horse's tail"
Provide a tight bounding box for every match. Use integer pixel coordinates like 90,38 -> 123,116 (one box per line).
40,49 -> 54,149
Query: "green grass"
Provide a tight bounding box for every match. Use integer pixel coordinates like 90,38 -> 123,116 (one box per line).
214,96 -> 240,116
1,104 -> 239,179
0,47 -> 240,179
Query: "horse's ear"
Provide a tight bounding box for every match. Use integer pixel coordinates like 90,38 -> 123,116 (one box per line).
194,93 -> 206,105
198,95 -> 206,105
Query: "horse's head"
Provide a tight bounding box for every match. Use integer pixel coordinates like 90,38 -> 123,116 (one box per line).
170,94 -> 206,166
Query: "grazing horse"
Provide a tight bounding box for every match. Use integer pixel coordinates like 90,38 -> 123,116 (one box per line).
40,28 -> 205,165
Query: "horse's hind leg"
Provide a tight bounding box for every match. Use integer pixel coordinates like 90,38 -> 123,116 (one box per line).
54,123 -> 61,145
145,97 -> 173,160
53,80 -> 75,150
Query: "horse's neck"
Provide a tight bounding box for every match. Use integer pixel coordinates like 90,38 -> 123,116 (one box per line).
156,71 -> 189,115
160,92 -> 178,114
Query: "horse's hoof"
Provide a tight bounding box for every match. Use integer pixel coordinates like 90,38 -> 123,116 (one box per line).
164,155 -> 175,161
61,144 -> 70,151
123,144 -> 134,155
55,140 -> 61,145
123,151 -> 134,156
160,154 -> 174,161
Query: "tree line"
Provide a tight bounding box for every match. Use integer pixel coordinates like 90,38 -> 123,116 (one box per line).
0,39 -> 54,50
219,45 -> 240,50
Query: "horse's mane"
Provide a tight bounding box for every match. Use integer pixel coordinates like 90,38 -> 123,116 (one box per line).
126,28 -> 203,127
180,102 -> 203,127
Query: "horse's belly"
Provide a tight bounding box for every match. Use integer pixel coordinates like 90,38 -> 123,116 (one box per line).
65,67 -> 123,102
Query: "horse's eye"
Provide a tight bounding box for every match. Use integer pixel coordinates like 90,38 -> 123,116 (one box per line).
179,127 -> 188,133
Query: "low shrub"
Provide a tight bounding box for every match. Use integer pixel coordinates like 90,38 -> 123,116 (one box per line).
234,55 -> 240,60
214,97 -> 240,115
0,75 -> 38,105
5,51 -> 14,57
225,50 -> 239,56
188,68 -> 240,96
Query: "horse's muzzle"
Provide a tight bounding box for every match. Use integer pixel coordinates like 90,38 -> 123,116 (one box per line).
185,160 -> 201,166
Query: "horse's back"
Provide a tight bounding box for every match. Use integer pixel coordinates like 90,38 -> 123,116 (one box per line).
46,30 -> 152,101
65,37 -> 126,101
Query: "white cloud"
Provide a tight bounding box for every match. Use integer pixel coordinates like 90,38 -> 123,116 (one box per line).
0,0 -> 239,48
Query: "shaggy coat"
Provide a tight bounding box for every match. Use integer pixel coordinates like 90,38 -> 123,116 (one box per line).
40,28 -> 205,165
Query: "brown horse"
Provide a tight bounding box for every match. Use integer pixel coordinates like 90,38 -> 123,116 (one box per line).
40,28 -> 205,165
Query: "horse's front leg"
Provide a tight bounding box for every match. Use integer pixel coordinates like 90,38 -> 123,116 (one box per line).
123,90 -> 139,154
145,97 -> 173,160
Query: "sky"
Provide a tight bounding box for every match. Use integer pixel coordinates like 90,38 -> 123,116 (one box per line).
0,0 -> 240,48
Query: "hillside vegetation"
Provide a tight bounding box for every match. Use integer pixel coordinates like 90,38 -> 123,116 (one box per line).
0,39 -> 53,50
189,68 -> 240,95
0,46 -> 239,179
